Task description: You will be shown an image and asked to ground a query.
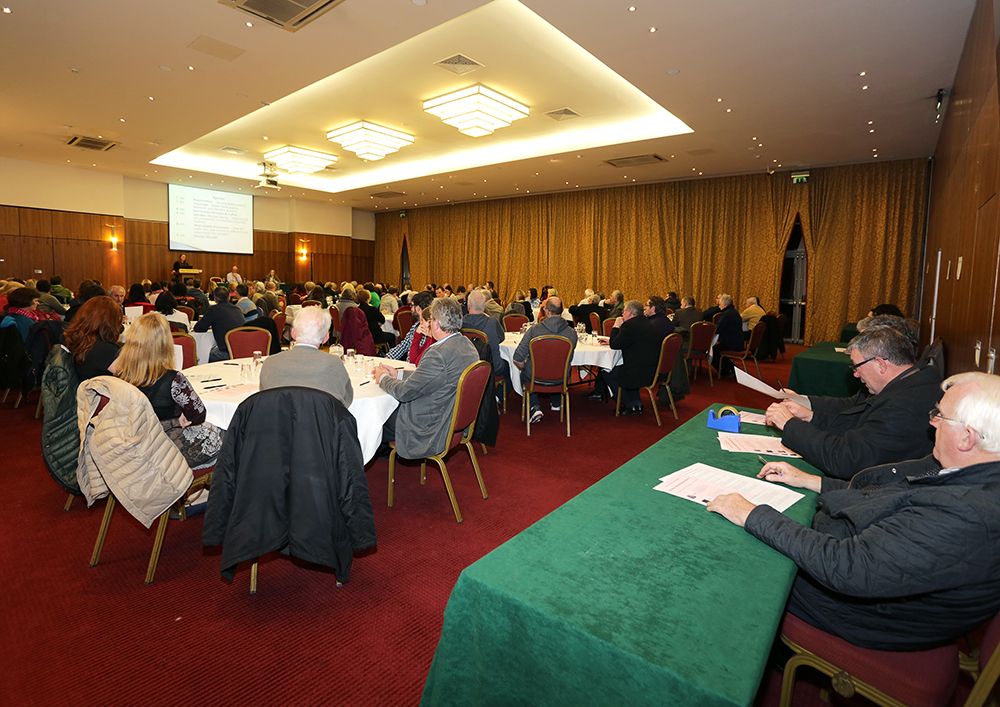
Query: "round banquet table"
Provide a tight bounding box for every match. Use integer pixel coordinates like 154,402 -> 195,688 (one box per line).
184,355 -> 413,463
498,332 -> 622,396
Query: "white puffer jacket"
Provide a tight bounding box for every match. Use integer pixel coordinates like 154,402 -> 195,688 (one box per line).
76,376 -> 193,527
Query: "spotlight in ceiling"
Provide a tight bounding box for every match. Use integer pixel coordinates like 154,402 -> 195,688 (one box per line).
423,84 -> 529,137
264,145 -> 338,174
327,121 -> 414,160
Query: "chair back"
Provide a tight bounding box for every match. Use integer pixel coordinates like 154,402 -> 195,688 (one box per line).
209,277 -> 222,286
288,293 -> 302,305
171,332 -> 197,368
712,311 -> 723,324
776,312 -> 788,334
302,300 -> 321,308
340,306 -> 375,355
589,311 -> 601,334
602,318 -> 615,337
225,327 -> 271,359
502,314 -> 528,332
664,308 -> 673,316
444,361 -> 491,451
461,328 -> 488,344
394,307 -> 413,340
747,321 -> 767,352
168,321 -> 187,334
176,305 -> 196,321
329,305 -> 342,333
687,321 -> 716,357
529,336 -> 573,389
134,301 -> 155,313
654,333 -> 684,383
277,297 -> 286,312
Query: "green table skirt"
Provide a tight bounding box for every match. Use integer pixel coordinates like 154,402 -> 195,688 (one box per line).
788,341 -> 862,398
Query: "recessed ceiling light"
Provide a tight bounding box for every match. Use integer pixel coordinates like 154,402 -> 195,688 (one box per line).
649,27 -> 656,32
628,6 -> 636,11
752,136 -> 757,140
246,22 -> 253,27
3,8 -> 11,13
859,71 -> 866,77
717,98 -> 723,103
868,120 -> 873,125
412,0 -> 427,5
262,136 -> 268,140
159,65 -> 172,71
726,109 -> 731,113
148,96 -> 154,101
862,85 -> 868,90
666,69 -> 680,75
869,129 -> 875,133
188,66 -> 195,71
120,118 -> 125,122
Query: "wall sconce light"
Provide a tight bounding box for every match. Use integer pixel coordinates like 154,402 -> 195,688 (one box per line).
299,238 -> 309,261
107,224 -> 119,251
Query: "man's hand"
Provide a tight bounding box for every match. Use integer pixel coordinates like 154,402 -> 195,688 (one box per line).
614,316 -> 624,328
706,493 -> 756,527
756,462 -> 823,493
765,400 -> 812,429
372,364 -> 394,383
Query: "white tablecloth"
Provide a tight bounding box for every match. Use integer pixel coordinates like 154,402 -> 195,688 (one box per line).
185,356 -> 412,463
192,331 -> 216,366
499,332 -> 622,395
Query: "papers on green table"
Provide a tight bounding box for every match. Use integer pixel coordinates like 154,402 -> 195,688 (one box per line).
654,462 -> 805,512
739,411 -> 767,425
718,431 -> 801,457
735,367 -> 811,409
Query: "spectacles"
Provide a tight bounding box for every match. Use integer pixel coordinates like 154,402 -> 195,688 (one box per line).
848,356 -> 877,373
929,407 -> 986,439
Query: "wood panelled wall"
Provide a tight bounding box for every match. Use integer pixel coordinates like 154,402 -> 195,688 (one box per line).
923,0 -> 1000,374
0,205 -> 374,290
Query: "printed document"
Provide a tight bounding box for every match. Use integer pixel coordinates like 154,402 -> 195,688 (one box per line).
655,462 -> 805,512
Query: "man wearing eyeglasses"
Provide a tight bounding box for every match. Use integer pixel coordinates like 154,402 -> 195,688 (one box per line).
708,371 -> 1000,651
765,326 -> 941,479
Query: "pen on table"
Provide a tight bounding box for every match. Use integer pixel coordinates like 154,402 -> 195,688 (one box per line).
201,377 -> 221,383
359,381 -> 370,386
203,384 -> 226,390
223,362 -> 240,366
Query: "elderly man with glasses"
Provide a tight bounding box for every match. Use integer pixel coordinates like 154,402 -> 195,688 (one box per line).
764,326 -> 942,479
708,371 -> 1000,651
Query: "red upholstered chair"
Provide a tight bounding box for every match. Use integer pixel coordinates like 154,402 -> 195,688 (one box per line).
776,610 -> 1000,707
589,311 -> 601,334
602,318 -> 615,337
686,321 -> 716,387
277,297 -> 286,312
176,305 -> 196,322
717,321 -> 767,379
270,312 -> 288,345
288,293 -> 301,306
503,314 -> 528,333
461,328 -> 487,345
133,301 -> 156,313
387,360 -> 490,523
329,305 -> 342,344
302,300 -> 321,308
393,307 -> 413,340
462,329 -> 506,413
339,307 -> 375,356
225,327 -> 271,360
615,333 -> 683,425
171,332 -> 197,368
522,335 -> 574,437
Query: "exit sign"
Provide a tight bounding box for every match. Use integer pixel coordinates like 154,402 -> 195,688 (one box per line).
791,170 -> 810,184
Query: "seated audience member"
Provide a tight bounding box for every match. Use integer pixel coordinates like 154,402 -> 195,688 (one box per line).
364,282 -> 381,309
588,300 -> 664,414
49,275 -> 73,303
701,294 -> 722,323
528,288 -> 540,309
155,292 -> 190,331
108,285 -> 126,308
187,279 -> 210,316
407,307 -> 436,365
235,283 -> 260,322
372,298 -> 478,460
115,313 -> 223,467
513,297 -> 577,423
226,266 -> 243,285
340,305 -> 376,356
664,292 -> 681,312
644,296 -> 675,337
740,296 -> 766,336
249,281 -> 266,306
1,287 -> 43,341
380,286 -> 400,315
63,282 -> 106,323
578,288 -> 595,306
64,296 -> 123,379
464,289 -> 509,396
147,281 -> 165,303
510,290 -> 534,322
124,283 -> 149,306
604,290 -> 625,320
336,286 -> 359,317
569,294 -> 604,333
709,371 -> 1000,651
35,280 -> 68,317
868,303 -> 904,318
711,294 -> 744,376
259,281 -> 281,315
857,314 -> 920,358
140,278 -> 152,295
358,288 -> 395,347
386,291 -> 433,361
765,326 -> 942,480
193,287 -> 246,362
480,291 -> 504,322
264,269 -> 281,286
259,306 -> 353,407
671,297 -> 703,334
305,286 -> 326,306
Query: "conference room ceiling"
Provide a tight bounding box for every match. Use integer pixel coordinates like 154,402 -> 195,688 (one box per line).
0,0 -> 974,213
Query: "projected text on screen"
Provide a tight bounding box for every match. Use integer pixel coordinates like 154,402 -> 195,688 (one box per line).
168,184 -> 253,255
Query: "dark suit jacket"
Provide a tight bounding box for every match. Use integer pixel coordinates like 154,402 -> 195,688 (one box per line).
672,306 -> 703,331
569,302 -> 604,332
714,306 -> 744,351
609,315 -> 665,389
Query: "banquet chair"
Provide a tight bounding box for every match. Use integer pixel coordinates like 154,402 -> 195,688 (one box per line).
713,311 -> 723,324
132,301 -> 156,313
589,311 -> 601,334
461,328 -> 487,344
777,610 -> 1000,707
329,305 -> 342,344
616,333 -> 683,425
209,277 -> 222,286
277,297 -> 286,312
776,313 -> 788,358
302,300 -> 321,308
168,321 -> 187,334
176,305 -> 196,322
686,321 -> 716,387
717,321 -> 767,379
602,318 -> 616,337
393,307 -> 413,340
225,327 -> 271,360
270,311 -> 287,346
461,329 -> 505,413
503,313 -> 528,333
288,293 -> 301,306
388,360 -> 490,524
522,335 -> 574,437
171,332 -> 197,368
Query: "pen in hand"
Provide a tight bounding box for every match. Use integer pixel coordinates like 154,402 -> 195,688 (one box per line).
777,379 -> 785,392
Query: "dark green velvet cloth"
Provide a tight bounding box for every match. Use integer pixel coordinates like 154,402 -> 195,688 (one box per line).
787,340 -> 862,398
421,406 -> 820,707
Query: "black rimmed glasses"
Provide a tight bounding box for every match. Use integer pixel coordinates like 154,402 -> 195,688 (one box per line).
848,356 -> 877,373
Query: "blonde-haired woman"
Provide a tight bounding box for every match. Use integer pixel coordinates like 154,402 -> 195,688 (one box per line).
116,312 -> 223,466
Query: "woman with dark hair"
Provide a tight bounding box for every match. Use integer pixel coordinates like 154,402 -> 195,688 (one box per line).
124,284 -> 148,305
0,287 -> 42,341
306,287 -> 327,307
357,288 -> 396,347
116,313 -> 222,466
64,296 -> 124,380
155,291 -> 190,331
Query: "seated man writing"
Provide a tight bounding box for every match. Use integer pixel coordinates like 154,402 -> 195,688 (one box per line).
708,371 -> 1000,651
765,326 -> 941,479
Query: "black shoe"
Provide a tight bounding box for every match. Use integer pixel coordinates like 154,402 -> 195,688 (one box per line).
620,405 -> 643,415
585,390 -> 606,402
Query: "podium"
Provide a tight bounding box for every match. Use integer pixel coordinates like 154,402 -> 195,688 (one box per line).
178,268 -> 202,275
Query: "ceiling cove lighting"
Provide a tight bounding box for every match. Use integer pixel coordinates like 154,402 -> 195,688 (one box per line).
423,84 -> 529,137
326,122 -> 414,160
264,145 -> 337,174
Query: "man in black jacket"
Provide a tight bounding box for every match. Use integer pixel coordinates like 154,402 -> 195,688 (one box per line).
711,294 -> 743,377
193,287 -> 246,361
765,326 -> 941,479
587,300 -> 664,414
708,371 -> 1000,651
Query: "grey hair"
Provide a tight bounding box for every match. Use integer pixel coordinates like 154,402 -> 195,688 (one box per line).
292,306 -> 331,346
467,289 -> 487,313
858,315 -> 919,358
430,297 -> 464,333
719,293 -> 733,307
943,372 -> 1000,453
611,289 -> 623,304
624,300 -> 644,318
845,326 -> 915,366
588,293 -> 600,304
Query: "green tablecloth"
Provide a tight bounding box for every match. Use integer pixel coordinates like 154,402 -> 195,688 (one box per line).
787,341 -> 862,398
420,406 -> 820,707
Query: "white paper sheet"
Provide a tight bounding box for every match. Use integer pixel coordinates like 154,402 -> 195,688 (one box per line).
718,432 -> 801,457
735,367 -> 811,409
654,462 -> 805,512
739,411 -> 767,425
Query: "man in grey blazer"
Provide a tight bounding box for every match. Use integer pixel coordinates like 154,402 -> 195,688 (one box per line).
372,298 -> 478,460
259,306 -> 353,407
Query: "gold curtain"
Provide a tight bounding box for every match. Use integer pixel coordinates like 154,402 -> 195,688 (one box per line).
375,159 -> 927,342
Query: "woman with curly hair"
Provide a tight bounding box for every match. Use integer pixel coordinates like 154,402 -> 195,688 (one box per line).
64,296 -> 123,380
115,312 -> 223,466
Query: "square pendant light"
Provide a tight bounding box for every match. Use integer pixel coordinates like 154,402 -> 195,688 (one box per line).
423,84 -> 529,137
263,146 -> 337,174
326,121 -> 414,160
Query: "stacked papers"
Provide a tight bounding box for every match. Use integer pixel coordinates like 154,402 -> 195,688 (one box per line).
718,432 -> 801,457
654,463 -> 805,511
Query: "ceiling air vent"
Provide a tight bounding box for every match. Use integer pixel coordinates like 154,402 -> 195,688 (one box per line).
545,108 -> 581,121
219,146 -> 248,155
687,148 -> 716,157
434,54 -> 484,76
218,0 -> 347,33
605,154 -> 666,168
66,135 -> 118,152
370,191 -> 406,199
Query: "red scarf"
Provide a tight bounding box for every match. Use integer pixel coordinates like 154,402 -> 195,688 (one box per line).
9,307 -> 45,322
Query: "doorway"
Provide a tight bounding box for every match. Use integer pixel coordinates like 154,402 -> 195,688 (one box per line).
779,216 -> 807,343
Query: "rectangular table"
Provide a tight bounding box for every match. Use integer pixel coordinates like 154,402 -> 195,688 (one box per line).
420,406 -> 819,707
787,340 -> 863,398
